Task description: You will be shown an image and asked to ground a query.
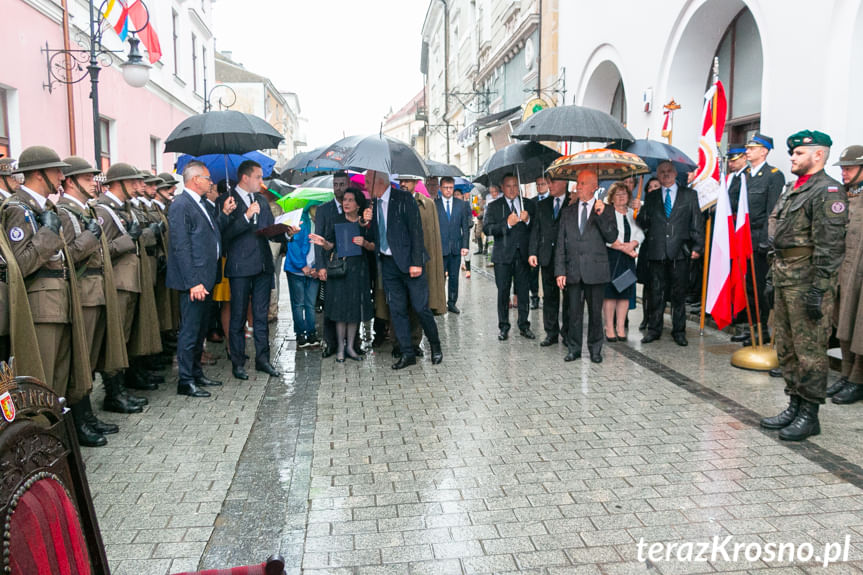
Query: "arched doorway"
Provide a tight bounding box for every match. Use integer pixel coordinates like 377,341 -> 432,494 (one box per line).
582,60 -> 627,127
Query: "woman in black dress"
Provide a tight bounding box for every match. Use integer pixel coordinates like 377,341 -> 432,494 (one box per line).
309,188 -> 375,362
603,182 -> 644,341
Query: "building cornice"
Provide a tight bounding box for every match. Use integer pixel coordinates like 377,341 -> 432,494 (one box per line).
476,12 -> 539,85
20,0 -> 63,24
187,7 -> 213,38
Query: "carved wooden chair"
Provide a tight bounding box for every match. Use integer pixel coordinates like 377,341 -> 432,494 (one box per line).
0,364 -> 284,575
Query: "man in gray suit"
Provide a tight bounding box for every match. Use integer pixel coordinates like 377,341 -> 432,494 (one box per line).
555,170 -> 618,363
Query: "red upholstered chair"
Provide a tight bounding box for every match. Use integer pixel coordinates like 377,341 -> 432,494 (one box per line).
0,364 -> 286,575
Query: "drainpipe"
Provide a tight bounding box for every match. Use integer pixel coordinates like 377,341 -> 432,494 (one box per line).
60,0 -> 77,154
441,0 -> 450,163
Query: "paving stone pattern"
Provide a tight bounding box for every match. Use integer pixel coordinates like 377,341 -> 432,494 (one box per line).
86,258 -> 863,574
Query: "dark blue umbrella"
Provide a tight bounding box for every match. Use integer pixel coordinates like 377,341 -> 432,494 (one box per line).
622,139 -> 697,174
280,146 -> 342,177
176,151 -> 276,184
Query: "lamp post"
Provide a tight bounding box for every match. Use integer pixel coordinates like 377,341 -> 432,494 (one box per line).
42,0 -> 152,169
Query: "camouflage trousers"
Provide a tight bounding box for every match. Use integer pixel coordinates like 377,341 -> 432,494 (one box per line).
774,283 -> 834,403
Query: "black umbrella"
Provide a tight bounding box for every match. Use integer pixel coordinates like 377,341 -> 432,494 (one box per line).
620,139 -> 697,174
322,134 -> 428,177
280,145 -> 342,178
164,110 -> 283,156
303,174 -> 334,188
473,141 -> 561,186
425,159 -> 465,178
511,105 -> 634,147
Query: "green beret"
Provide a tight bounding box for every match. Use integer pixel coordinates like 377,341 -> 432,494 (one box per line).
786,130 -> 832,153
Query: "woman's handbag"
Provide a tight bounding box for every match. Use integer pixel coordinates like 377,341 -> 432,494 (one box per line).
326,253 -> 347,278
612,268 -> 637,292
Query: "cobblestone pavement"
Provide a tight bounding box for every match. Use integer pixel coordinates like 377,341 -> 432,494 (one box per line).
86,255 -> 863,574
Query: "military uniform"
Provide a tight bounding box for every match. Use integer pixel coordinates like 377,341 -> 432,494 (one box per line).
761,130 -> 847,441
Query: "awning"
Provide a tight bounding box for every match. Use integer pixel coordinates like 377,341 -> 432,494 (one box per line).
457,105 -> 522,145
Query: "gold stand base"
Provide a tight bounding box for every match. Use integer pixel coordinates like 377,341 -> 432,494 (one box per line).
731,345 -> 779,371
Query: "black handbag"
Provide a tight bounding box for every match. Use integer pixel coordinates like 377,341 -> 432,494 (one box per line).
326,253 -> 347,278
612,268 -> 637,292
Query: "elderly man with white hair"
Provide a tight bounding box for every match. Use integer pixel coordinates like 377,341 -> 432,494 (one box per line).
362,170 -> 443,369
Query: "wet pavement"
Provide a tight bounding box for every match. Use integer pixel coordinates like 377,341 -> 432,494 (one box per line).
85,254 -> 863,574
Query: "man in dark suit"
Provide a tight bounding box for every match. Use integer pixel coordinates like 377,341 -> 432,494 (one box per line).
166,161 -> 237,397
636,160 -> 705,346
726,146 -> 748,215
483,173 -> 537,341
554,170 -> 618,363
435,176 -> 471,314
529,177 -> 571,346
315,170 -> 349,356
365,169 -> 442,369
221,160 -> 282,379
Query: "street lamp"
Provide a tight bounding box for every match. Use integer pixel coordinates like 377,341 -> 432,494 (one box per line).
41,0 -> 152,169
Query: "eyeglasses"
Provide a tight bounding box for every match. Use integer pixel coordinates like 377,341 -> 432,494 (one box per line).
196,175 -> 212,182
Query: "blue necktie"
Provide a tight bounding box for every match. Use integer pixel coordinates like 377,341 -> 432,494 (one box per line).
553,197 -> 561,219
377,201 -> 389,253
664,189 -> 672,218
446,200 -> 451,219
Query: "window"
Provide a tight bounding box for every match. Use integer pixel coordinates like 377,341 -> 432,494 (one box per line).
192,34 -> 198,93
610,80 -> 627,127
202,45 -> 208,91
99,118 -> 111,172
0,89 -> 9,159
709,8 -> 763,145
150,137 -> 159,173
172,10 -> 179,76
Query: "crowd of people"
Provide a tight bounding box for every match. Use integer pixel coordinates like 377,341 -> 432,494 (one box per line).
1,128 -> 861,448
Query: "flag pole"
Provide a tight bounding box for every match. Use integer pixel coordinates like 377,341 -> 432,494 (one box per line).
699,58 -> 721,335
749,254 -> 764,347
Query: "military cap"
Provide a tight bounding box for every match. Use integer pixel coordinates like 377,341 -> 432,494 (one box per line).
157,172 -> 179,188
141,171 -> 163,185
786,130 -> 833,153
13,146 -> 70,174
727,146 -> 746,160
104,162 -> 146,183
62,156 -> 100,177
746,132 -> 774,150
834,145 -> 863,167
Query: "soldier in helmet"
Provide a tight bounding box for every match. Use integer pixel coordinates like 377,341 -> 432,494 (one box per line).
94,163 -> 154,412
0,157 -> 20,199
760,130 -> 848,441
58,157 -> 129,445
827,145 -> 863,405
157,172 -> 179,202
0,146 -> 92,400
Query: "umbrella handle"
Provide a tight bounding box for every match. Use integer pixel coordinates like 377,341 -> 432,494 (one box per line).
267,188 -> 284,199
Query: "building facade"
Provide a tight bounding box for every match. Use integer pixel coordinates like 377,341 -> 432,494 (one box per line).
214,51 -> 301,169
559,0 -> 863,177
381,90 -> 426,160
1,0 -> 216,173
421,0 -> 561,177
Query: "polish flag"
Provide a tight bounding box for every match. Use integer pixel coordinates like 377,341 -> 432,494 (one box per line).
128,0 -> 162,64
706,175 -> 735,330
731,174 -> 752,312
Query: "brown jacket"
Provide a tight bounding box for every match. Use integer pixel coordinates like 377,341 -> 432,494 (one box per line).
415,192 -> 447,315
94,193 -> 139,293
125,200 -> 162,357
57,197 -> 103,307
837,189 -> 863,355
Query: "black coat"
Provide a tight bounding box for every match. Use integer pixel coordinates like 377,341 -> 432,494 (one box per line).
636,185 -> 705,261
482,196 -> 536,264
370,188 -> 427,274
529,195 -> 570,268
554,201 -> 618,284
746,162 -> 785,251
314,199 -> 340,270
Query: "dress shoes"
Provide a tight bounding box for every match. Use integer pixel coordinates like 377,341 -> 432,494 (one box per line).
832,382 -> 863,405
392,346 -> 403,359
196,375 -> 223,387
392,356 -> 416,370
641,333 -> 660,344
638,319 -> 648,331
177,383 -> 211,398
530,296 -> 540,310
590,352 -> 603,364
730,332 -> 750,343
520,328 -> 536,340
606,335 -> 618,343
430,342 -> 443,365
256,362 -> 281,377
826,377 -> 849,397
498,329 -> 510,341
539,337 -> 558,347
447,304 -> 461,314
232,366 -> 249,380
673,335 -> 688,347
768,367 -> 783,378
564,351 -> 581,362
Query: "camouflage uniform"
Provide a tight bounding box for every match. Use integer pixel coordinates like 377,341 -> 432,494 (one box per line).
770,169 -> 847,403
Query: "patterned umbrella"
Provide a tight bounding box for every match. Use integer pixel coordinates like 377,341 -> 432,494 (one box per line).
545,148 -> 649,181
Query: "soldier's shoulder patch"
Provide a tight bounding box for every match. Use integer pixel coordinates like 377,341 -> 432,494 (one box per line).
8,226 -> 24,242
98,216 -> 104,226
828,186 -> 839,193
831,201 -> 846,214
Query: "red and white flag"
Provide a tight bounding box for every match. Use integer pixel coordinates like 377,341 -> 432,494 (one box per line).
731,174 -> 752,312
692,81 -> 727,210
706,175 -> 735,330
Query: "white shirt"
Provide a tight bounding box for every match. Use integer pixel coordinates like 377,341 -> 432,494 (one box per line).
536,192 -> 549,202
506,196 -> 530,228
21,185 -> 48,211
444,197 -> 453,215
378,188 -> 392,256
662,183 -> 678,208
235,184 -> 255,208
64,195 -> 89,212
0,188 -> 10,200
608,209 -> 645,247
578,197 -> 596,229
153,199 -> 166,210
749,161 -> 766,177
